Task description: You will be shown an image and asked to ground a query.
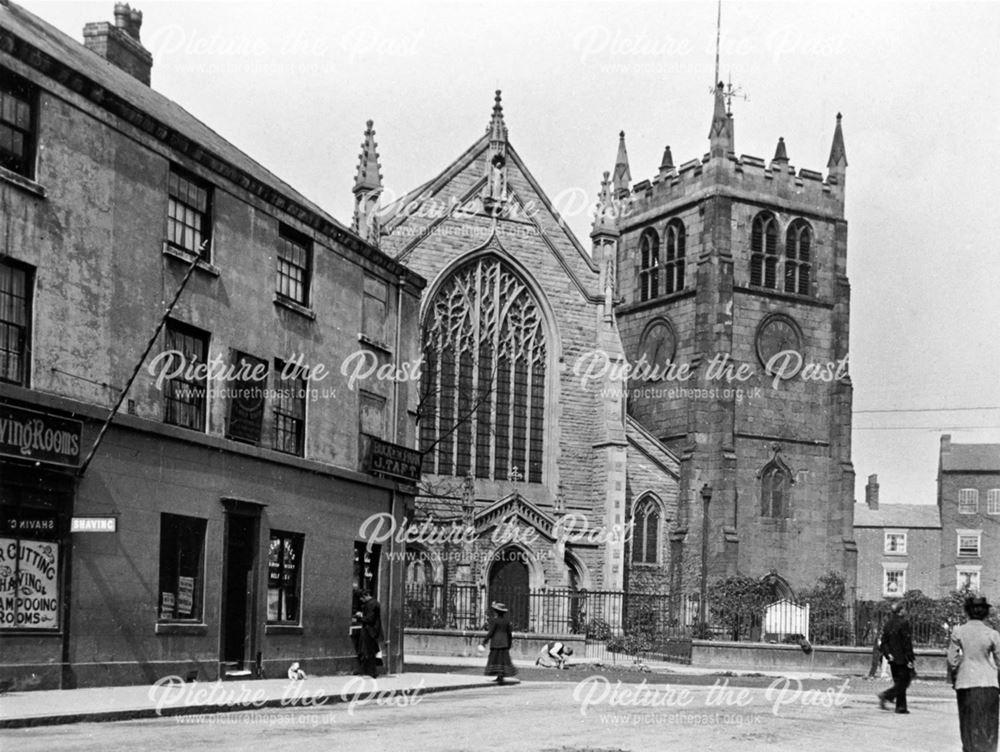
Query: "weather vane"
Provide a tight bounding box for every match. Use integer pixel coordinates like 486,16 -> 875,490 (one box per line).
709,0 -> 750,115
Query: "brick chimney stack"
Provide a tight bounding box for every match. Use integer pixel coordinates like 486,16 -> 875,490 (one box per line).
865,474 -> 879,510
83,3 -> 152,86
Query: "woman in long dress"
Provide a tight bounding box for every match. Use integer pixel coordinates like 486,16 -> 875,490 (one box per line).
481,602 -> 518,684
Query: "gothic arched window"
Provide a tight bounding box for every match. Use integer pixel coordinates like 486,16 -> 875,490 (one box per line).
760,461 -> 791,518
750,212 -> 779,289
420,255 -> 546,483
784,219 -> 812,295
664,220 -> 686,294
639,229 -> 660,301
631,495 -> 662,564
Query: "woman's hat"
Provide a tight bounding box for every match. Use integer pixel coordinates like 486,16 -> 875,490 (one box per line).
491,601 -> 508,613
966,595 -> 991,609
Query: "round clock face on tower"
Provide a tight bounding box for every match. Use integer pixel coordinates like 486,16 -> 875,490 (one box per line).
755,314 -> 803,378
637,319 -> 677,377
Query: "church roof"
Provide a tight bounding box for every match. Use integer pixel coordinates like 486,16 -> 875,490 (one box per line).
379,101 -> 602,300
853,504 -> 941,529
626,416 -> 680,478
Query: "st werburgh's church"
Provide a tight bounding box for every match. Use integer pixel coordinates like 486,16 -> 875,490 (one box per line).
357,81 -> 856,631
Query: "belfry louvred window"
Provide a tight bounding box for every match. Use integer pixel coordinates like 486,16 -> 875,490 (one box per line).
664,220 -> 686,294
420,255 -> 546,483
750,212 -> 778,289
638,230 -> 660,301
784,219 -> 812,295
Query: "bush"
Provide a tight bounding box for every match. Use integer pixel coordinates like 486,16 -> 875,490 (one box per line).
585,618 -> 612,641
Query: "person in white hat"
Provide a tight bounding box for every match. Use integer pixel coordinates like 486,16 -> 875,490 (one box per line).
480,602 -> 517,684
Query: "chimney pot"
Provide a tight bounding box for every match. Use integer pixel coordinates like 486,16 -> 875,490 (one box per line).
114,2 -> 129,28
83,4 -> 152,85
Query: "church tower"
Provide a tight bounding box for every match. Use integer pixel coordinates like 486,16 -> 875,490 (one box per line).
610,86 -> 856,599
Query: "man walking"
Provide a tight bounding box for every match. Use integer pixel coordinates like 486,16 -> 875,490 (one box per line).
878,601 -> 915,714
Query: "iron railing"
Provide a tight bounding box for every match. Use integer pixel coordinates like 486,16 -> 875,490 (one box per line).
404,584 -> 952,650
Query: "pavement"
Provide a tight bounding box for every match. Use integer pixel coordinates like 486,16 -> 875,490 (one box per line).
0,653 -> 858,729
0,670 -> 505,729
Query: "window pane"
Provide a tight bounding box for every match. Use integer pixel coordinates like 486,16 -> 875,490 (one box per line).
158,514 -> 206,621
268,532 -> 303,623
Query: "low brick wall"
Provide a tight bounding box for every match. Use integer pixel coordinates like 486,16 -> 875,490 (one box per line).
403,628 -> 585,661
691,640 -> 947,678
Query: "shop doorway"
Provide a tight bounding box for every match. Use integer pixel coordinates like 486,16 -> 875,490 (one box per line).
221,506 -> 260,674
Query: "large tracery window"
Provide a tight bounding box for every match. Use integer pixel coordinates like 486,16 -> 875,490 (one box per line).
420,255 -> 547,483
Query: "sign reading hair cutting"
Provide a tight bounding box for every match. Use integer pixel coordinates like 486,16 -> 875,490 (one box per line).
0,538 -> 60,630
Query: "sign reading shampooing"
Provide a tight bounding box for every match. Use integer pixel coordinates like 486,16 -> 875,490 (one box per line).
0,403 -> 82,467
0,538 -> 60,630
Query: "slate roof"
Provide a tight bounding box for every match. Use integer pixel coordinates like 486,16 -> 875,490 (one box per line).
625,417 -> 680,479
853,503 -> 941,529
941,443 -> 1000,473
1,1 -> 419,282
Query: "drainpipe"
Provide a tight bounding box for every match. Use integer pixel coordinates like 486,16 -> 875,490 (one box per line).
386,275 -> 406,673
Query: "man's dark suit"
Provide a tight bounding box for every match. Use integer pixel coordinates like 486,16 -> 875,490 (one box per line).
879,612 -> 915,713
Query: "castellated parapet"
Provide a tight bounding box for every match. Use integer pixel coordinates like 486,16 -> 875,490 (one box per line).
623,150 -> 844,232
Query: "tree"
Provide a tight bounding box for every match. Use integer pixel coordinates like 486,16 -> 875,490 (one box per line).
707,575 -> 772,641
800,571 -> 852,645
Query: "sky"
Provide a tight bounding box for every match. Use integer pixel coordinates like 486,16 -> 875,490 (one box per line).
22,0 -> 1000,506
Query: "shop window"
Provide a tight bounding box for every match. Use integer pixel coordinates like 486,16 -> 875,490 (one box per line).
167,166 -> 213,259
273,360 -> 306,456
276,225 -> 311,306
0,478 -> 63,631
0,69 -> 37,178
158,513 -> 206,621
0,258 -> 32,386
267,531 -> 303,624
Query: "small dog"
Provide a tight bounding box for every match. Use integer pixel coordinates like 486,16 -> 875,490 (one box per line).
287,662 -> 306,680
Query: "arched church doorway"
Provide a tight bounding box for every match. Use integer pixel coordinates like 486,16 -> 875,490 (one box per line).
488,549 -> 529,630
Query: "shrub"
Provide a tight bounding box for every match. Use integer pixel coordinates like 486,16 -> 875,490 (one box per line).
585,618 -> 612,641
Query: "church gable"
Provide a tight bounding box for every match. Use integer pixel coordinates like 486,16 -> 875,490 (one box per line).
474,492 -> 558,543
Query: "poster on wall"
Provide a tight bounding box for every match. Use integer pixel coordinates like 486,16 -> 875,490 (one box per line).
0,538 -> 60,630
176,576 -> 194,616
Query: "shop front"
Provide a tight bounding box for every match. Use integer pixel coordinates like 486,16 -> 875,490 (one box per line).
0,400 -> 83,690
